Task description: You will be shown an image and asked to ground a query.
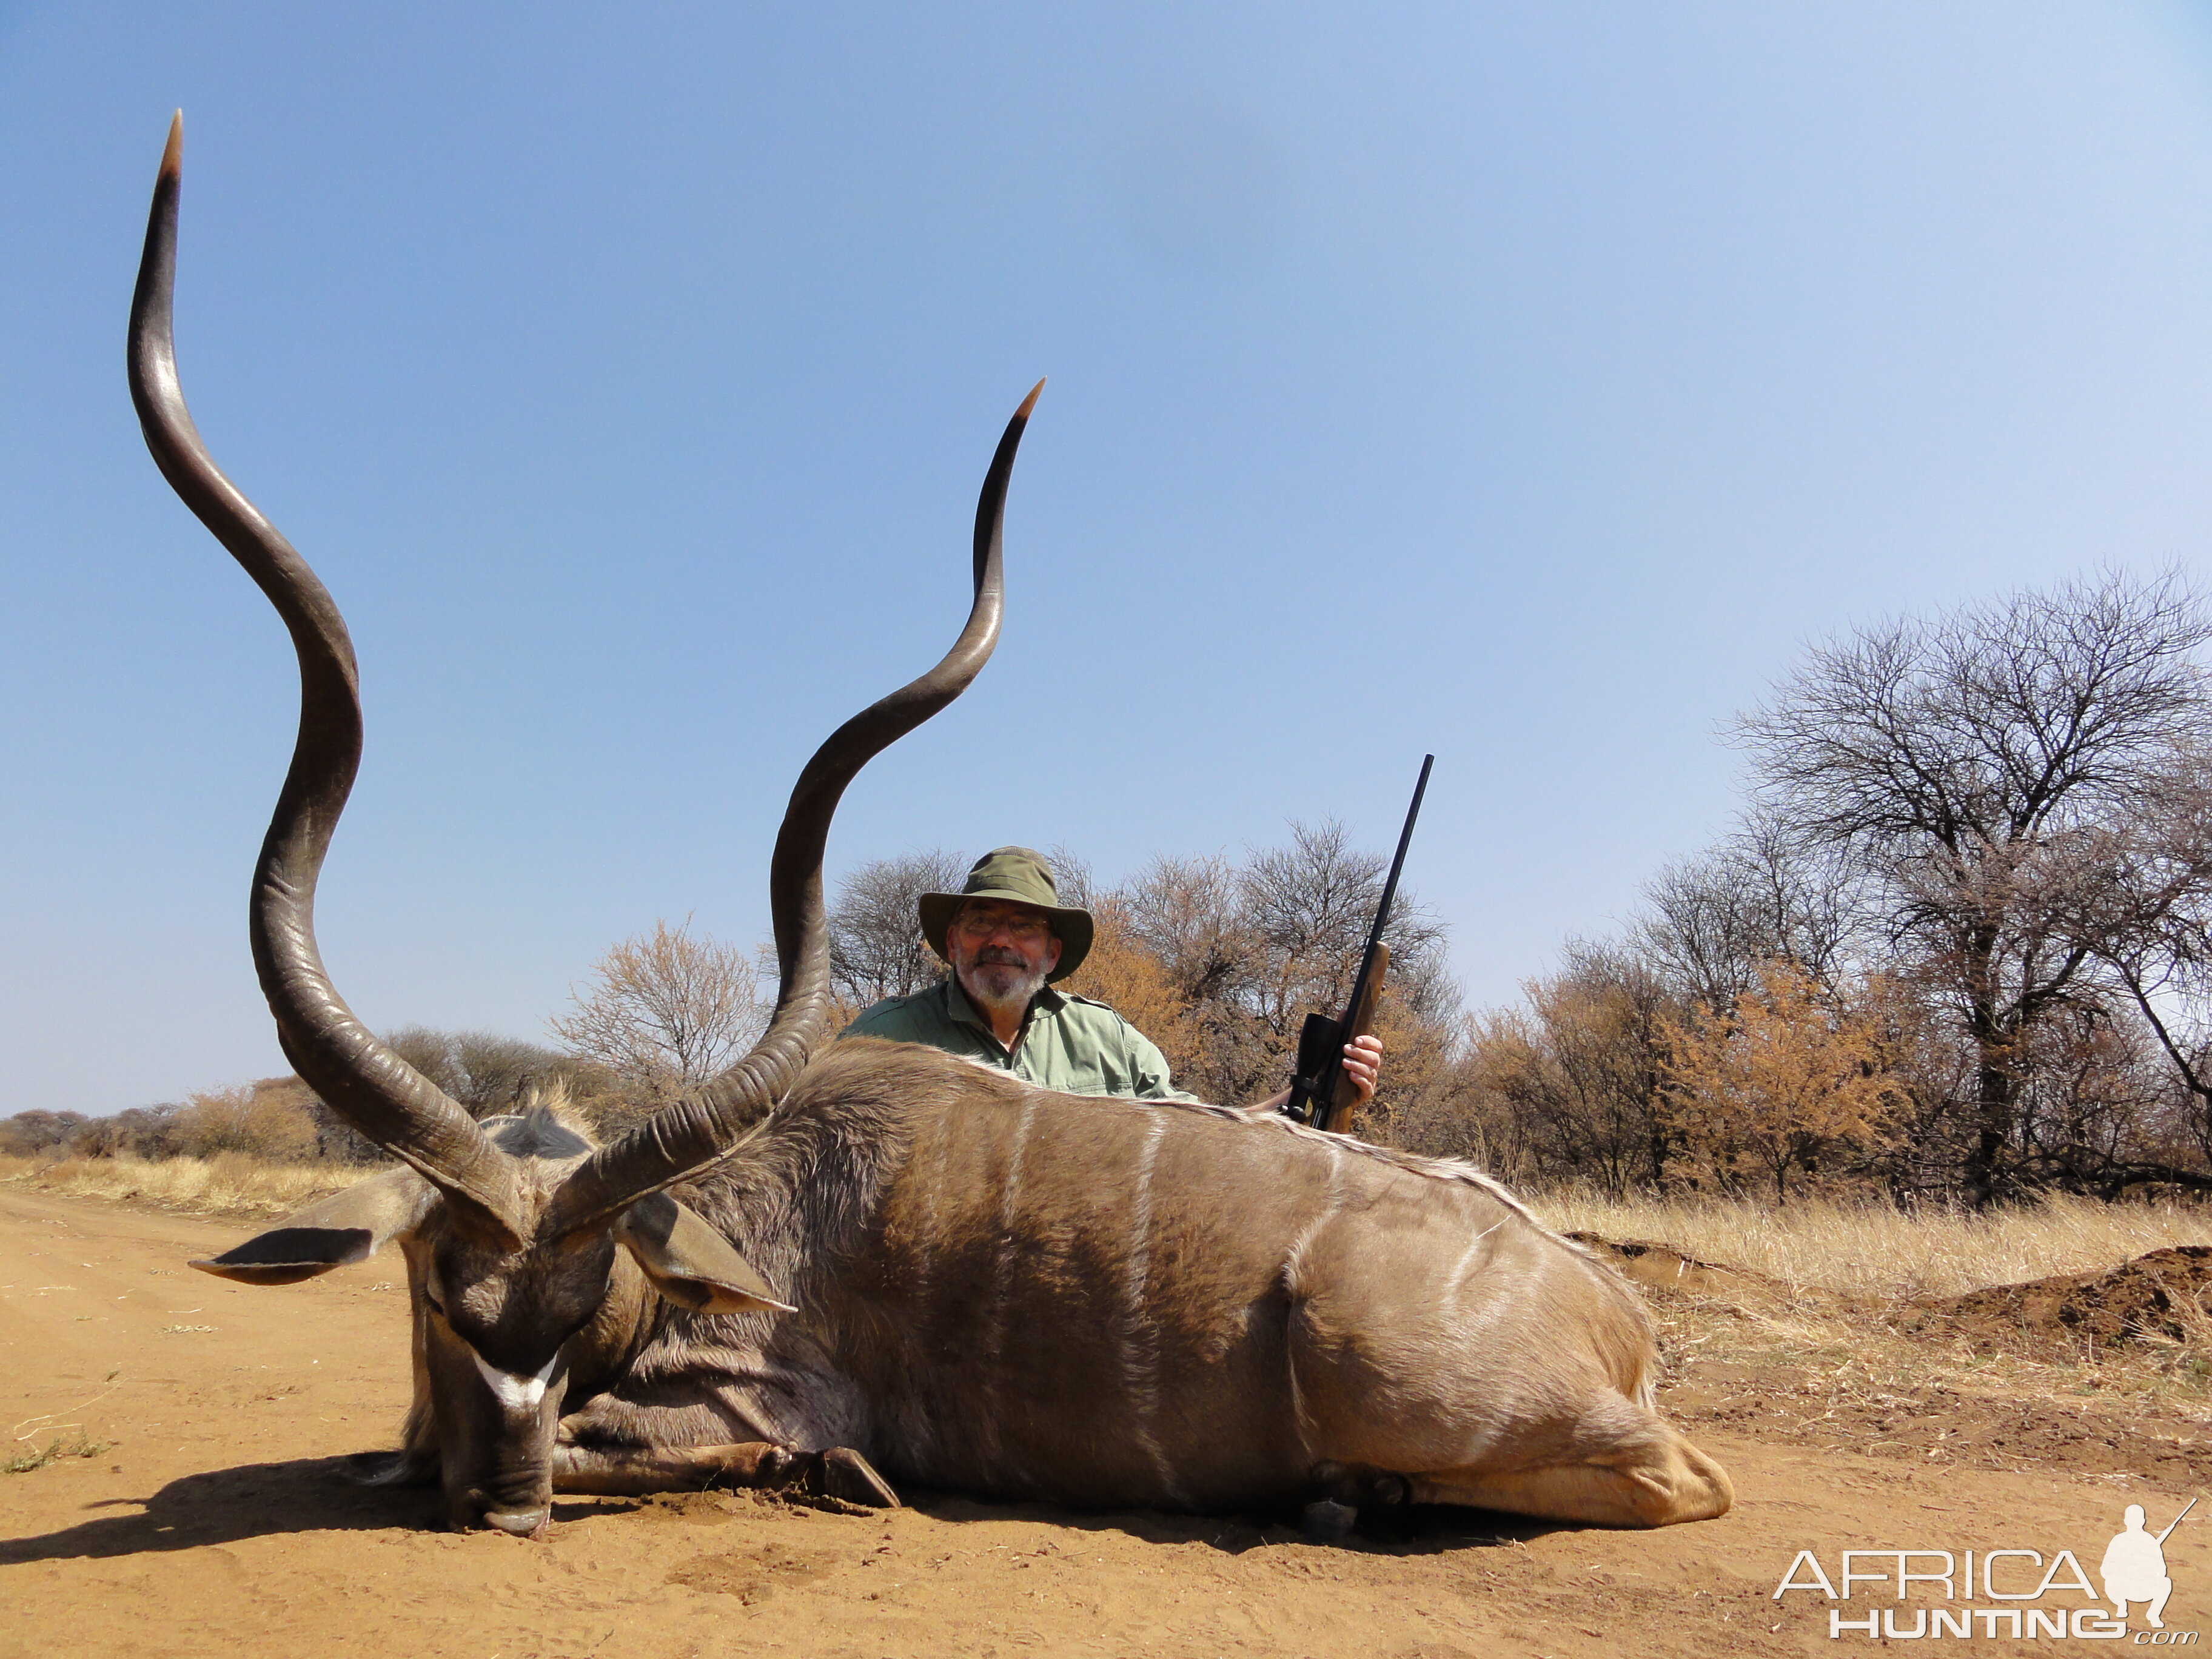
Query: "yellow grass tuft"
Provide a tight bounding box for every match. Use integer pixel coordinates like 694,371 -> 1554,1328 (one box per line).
1527,1190 -> 2212,1300
0,1152 -> 368,1218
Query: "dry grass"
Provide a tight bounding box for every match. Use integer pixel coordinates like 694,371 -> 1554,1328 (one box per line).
1527,1189 -> 2212,1300
1513,1194 -> 2212,1458
0,1151 -> 367,1218
4,1434 -> 112,1475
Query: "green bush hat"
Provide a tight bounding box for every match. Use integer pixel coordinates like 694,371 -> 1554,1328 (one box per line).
919,846 -> 1094,982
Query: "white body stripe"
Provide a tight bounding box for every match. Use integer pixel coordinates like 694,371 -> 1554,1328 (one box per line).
978,1093 -> 1040,1488
1447,1220 -> 1506,1312
1280,1144 -> 1346,1464
984,1094 -> 1041,1361
1119,1112 -> 1188,1507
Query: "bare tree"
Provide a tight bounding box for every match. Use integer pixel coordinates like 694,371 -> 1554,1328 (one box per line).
1636,811 -> 1854,1010
385,1027 -> 576,1119
1110,850 -> 1272,1103
1736,569 -> 2212,1202
64,1104 -> 181,1160
168,1081 -> 321,1162
820,826 -> 1463,1118
827,850 -> 969,1008
1122,852 -> 1254,1005
550,920 -> 769,1108
1529,940 -> 1678,1197
1407,942 -> 1677,1197
1240,819 -> 1451,1028
0,1111 -> 89,1157
1111,822 -> 1453,1107
2071,760 -> 2212,1179
1042,845 -> 1096,908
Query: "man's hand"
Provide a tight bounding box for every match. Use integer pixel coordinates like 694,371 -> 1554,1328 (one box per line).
1341,1034 -> 1383,1104
1249,1034 -> 1386,1120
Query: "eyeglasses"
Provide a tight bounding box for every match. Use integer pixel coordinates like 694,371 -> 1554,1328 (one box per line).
953,907 -> 1051,943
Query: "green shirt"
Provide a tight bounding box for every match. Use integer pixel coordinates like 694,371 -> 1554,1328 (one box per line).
839,978 -> 1197,1101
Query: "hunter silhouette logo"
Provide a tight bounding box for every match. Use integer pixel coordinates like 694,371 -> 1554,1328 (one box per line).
2105,1501 -> 2193,1631
1773,1498 -> 2199,1641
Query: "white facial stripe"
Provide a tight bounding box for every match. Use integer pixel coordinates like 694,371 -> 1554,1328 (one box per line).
472,1349 -> 558,1411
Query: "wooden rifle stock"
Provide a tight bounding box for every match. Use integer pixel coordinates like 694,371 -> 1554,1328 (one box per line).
1321,943 -> 1387,1134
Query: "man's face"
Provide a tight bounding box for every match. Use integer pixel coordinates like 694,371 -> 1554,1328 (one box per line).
947,897 -> 1062,1017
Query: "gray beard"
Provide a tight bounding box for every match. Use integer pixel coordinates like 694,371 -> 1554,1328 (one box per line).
960,959 -> 1049,1020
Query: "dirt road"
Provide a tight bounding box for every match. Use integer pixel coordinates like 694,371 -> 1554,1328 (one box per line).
2,1187 -> 2203,1658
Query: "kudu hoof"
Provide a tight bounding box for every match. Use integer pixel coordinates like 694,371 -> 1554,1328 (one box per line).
801,1446 -> 900,1509
1301,1499 -> 1358,1545
1310,1460 -> 1410,1510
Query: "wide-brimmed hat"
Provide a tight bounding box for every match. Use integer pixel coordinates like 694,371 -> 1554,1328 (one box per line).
919,846 -> 1093,982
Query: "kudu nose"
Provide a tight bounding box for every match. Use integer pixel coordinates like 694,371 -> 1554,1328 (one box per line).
480,1506 -> 550,1538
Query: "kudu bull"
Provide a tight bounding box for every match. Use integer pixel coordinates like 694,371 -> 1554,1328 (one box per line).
136,115 -> 1731,1538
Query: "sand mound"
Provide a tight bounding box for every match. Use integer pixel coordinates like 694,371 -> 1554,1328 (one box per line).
1572,1231 -> 2212,1356
1894,1242 -> 2212,1353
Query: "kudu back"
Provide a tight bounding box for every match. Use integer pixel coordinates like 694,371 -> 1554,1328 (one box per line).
137,115 -> 1729,1537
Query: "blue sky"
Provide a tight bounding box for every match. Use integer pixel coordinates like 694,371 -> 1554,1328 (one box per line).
7,2 -> 2212,1113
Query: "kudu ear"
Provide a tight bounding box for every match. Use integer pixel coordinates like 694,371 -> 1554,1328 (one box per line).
613,1192 -> 796,1316
190,1168 -> 433,1285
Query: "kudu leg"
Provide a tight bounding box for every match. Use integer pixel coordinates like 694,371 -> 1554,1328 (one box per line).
552,1443 -> 899,1507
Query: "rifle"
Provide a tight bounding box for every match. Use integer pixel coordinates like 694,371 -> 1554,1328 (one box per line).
1281,754 -> 1433,1133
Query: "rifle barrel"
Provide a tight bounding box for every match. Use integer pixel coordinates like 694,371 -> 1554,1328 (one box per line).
1364,754 -> 1434,962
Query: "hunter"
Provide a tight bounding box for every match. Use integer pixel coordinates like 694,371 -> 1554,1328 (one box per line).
838,846 -> 1383,1109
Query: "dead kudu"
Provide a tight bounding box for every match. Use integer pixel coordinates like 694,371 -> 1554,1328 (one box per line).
136,115 -> 1731,1538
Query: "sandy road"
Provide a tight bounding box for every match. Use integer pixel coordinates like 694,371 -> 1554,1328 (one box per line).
1,1186 -> 2202,1658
